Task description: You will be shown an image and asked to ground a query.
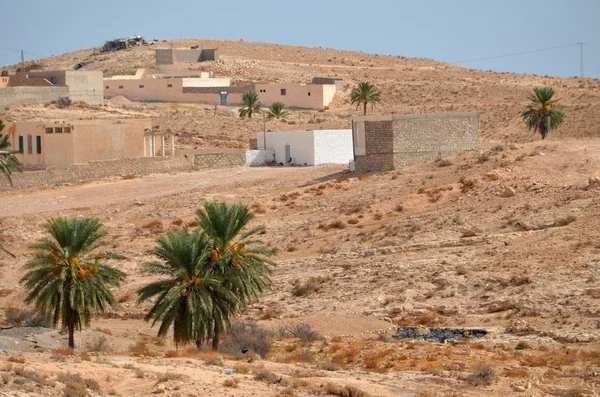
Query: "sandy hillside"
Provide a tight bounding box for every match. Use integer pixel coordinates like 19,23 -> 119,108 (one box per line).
1,39 -> 599,150
0,136 -> 599,395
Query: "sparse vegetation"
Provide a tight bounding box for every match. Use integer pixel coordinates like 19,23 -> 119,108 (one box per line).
239,91 -> 261,118
351,82 -> 381,115
466,363 -> 496,386
522,87 -> 565,139
219,321 -> 272,357
267,102 -> 289,119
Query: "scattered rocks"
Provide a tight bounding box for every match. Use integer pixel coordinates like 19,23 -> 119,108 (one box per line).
394,326 -> 487,343
584,176 -> 600,191
500,185 -> 516,197
153,383 -> 166,394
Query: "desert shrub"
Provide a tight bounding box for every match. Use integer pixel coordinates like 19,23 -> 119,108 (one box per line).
323,382 -> 369,397
4,308 -> 50,327
58,372 -> 101,396
135,368 -> 145,378
459,177 -> 477,193
394,203 -> 404,212
515,341 -> 529,350
57,97 -> 72,108
223,377 -> 239,388
455,266 -> 467,276
128,341 -> 155,357
437,159 -> 453,167
347,218 -> 359,225
254,369 -> 280,384
88,335 -> 111,352
157,372 -> 185,382
491,145 -> 504,152
219,321 -> 271,358
328,220 -> 346,229
279,322 -> 322,343
117,293 -> 133,303
1,373 -> 10,384
94,327 -> 113,336
232,363 -> 250,374
466,363 -> 496,386
8,356 -> 25,364
477,153 -> 489,163
291,276 -> 331,297
203,356 -> 224,367
553,215 -> 577,227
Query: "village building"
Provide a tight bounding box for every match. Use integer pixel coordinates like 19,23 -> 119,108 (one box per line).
351,112 -> 480,173
5,119 -> 172,169
0,70 -> 103,107
247,130 -> 353,166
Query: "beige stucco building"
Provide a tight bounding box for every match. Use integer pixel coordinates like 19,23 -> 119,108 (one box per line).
5,119 -> 172,168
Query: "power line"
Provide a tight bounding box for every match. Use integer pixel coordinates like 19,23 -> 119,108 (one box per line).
451,43 -> 580,64
0,45 -> 48,59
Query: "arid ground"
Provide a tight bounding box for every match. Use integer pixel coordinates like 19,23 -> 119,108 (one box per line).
0,39 -> 599,396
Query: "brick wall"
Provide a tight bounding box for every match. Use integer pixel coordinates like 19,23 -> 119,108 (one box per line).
354,112 -> 480,173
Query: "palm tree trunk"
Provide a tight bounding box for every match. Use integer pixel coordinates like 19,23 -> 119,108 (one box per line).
211,323 -> 220,351
363,102 -> 367,116
65,306 -> 75,349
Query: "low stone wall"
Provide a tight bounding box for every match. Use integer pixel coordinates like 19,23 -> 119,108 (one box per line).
0,156 -> 194,191
0,86 -> 69,108
194,151 -> 246,169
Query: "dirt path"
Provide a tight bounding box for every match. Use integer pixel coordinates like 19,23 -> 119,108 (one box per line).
0,166 -> 342,217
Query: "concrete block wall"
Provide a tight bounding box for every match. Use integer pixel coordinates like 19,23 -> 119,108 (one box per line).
0,86 -> 70,107
354,113 -> 480,173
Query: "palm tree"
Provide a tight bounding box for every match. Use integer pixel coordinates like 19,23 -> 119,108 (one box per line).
20,217 -> 125,349
239,92 -> 261,118
267,102 -> 289,119
351,81 -> 381,115
0,120 -> 21,186
137,229 -> 238,348
195,202 -> 274,350
522,87 -> 565,139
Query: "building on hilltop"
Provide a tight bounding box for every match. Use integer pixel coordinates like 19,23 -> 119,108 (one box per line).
0,70 -> 103,107
155,48 -> 220,71
5,119 -> 174,169
351,112 -> 480,173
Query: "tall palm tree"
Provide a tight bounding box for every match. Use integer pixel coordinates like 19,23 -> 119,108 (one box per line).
239,92 -> 261,118
351,81 -> 381,115
137,229 -> 238,348
20,218 -> 125,349
267,102 -> 289,119
195,202 -> 274,350
522,87 -> 565,139
0,120 -> 21,186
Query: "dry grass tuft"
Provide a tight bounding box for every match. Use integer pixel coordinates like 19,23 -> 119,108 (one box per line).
223,377 -> 239,388
323,382 -> 369,397
291,276 -> 332,297
466,363 -> 496,386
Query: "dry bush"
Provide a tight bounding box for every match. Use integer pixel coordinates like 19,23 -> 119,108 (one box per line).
564,388 -> 585,397
322,382 -> 369,397
171,218 -> 184,226
455,266 -> 468,275
291,276 -> 332,297
250,202 -> 267,214
552,215 -> 577,227
259,308 -> 281,320
232,363 -> 250,374
279,322 -> 322,343
58,372 -> 101,396
331,348 -> 359,368
157,372 -> 185,382
1,363 -> 12,372
128,341 -> 155,357
94,327 -> 113,336
135,368 -> 145,379
8,356 -> 25,364
347,218 -> 359,225
4,308 -> 50,327
394,202 -> 404,212
317,361 -> 341,371
254,369 -> 280,384
437,159 -> 453,167
203,356 -> 224,367
466,363 -> 496,386
117,293 -> 133,303
477,153 -> 490,163
219,321 -> 271,358
334,175 -> 350,183
1,372 -> 10,385
88,334 -> 111,352
373,213 -> 383,221
459,177 -> 477,193
223,377 -> 239,388
503,367 -> 529,378
328,220 -> 346,229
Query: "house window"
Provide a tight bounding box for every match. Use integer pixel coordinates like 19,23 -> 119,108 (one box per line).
64,127 -> 71,133
118,85 -> 124,89
55,127 -> 63,133
27,135 -> 33,154
106,86 -> 110,89
45,127 -> 53,134
139,85 -> 144,88
49,77 -> 57,84
308,92 -> 311,96
18,136 -> 23,153
36,136 -> 42,154
167,84 -> 173,88
280,89 -> 286,96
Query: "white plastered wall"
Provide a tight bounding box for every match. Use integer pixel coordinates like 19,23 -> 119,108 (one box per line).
313,130 -> 353,165
257,131 -> 315,165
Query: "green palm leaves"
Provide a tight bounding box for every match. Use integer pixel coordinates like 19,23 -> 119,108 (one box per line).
0,120 -> 22,186
239,92 -> 261,118
267,102 -> 288,119
20,217 -> 125,348
351,81 -> 381,115
138,202 -> 274,349
522,87 -> 565,139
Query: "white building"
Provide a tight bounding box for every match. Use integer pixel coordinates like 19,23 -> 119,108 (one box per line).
247,130 -> 353,166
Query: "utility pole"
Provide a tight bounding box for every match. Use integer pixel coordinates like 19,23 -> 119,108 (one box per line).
262,111 -> 267,150
580,42 -> 584,78
20,50 -> 24,71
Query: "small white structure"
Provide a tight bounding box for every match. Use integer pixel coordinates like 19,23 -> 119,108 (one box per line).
252,130 -> 353,166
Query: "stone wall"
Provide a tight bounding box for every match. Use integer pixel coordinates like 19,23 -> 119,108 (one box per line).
0,86 -> 70,108
354,112 -> 480,173
193,151 -> 246,169
0,156 -> 193,191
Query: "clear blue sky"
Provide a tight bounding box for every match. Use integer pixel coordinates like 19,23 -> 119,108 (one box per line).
1,0 -> 599,78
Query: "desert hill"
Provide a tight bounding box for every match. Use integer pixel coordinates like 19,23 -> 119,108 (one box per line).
2,39 -> 600,150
